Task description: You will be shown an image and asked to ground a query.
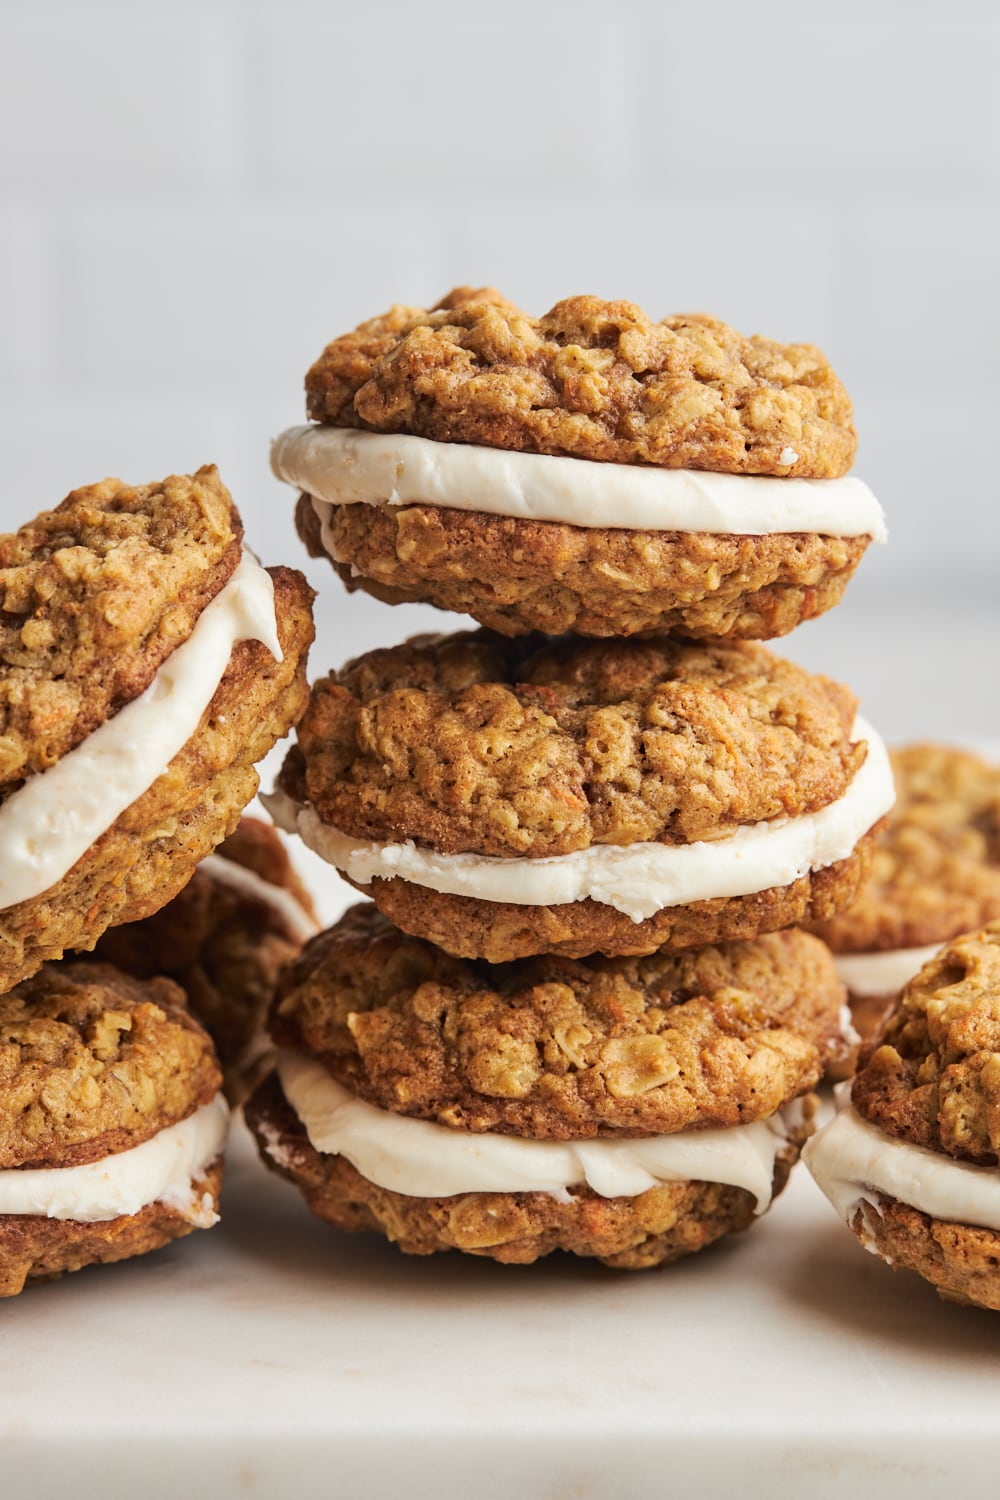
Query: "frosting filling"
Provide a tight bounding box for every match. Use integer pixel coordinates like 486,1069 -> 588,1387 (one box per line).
804,1095 -> 1000,1240
200,854 -> 319,945
0,552 -> 282,911
275,1051 -> 797,1210
271,426 -> 888,541
834,943 -> 942,998
264,715 -> 894,923
0,1093 -> 230,1225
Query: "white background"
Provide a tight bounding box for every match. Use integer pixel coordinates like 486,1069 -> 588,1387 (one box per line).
1,0 -> 997,739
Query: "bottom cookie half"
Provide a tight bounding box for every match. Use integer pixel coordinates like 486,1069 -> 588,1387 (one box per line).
0,1158 -> 224,1298
247,1076 -> 802,1270
850,1194 -> 1000,1312
348,825 -> 882,963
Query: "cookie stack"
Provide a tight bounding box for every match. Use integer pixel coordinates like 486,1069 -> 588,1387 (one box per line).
250,288 -> 893,1268
0,469 -> 315,1294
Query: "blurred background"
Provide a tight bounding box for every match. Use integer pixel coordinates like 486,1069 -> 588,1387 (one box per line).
1,0 -> 997,744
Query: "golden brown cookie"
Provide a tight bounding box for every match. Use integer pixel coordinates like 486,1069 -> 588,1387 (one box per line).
246,907 -> 842,1268
805,924 -> 1000,1311
0,469 -> 315,991
269,628 -> 892,960
296,485 -> 872,643
92,817 -> 317,1102
0,467 -> 242,786
811,745 -> 1000,1070
305,288 -> 855,475
0,962 -> 228,1296
276,289 -> 883,640
273,904 -> 848,1138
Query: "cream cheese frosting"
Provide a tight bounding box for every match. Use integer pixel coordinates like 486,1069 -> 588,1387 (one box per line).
0,1093 -> 230,1225
833,944 -> 942,998
0,552 -> 281,912
200,854 -> 319,945
804,1096 -> 1000,1240
275,1051 -> 796,1210
265,715 -> 894,923
271,426 -> 888,541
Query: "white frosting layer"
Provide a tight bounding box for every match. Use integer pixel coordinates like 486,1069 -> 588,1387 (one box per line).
804,1099 -> 1000,1238
0,552 -> 281,912
270,426 -> 888,541
276,1052 -> 795,1211
0,1094 -> 230,1224
265,716 -> 894,923
200,854 -> 319,945
834,944 -> 942,998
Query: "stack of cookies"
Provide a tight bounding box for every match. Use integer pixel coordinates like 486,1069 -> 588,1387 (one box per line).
249,287 -> 893,1269
0,469 -> 315,1294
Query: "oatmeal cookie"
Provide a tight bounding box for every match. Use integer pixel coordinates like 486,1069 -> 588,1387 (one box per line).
328,828 -> 881,963
813,745 -> 1000,956
813,746 -> 1000,1073
246,907 -> 834,1269
806,923 -> 1000,1311
0,961 -> 227,1296
288,630 -> 861,857
278,289 -> 883,640
246,1072 -> 806,1269
305,288 -> 855,476
0,470 -> 315,991
0,1159 -> 225,1298
297,483 -> 870,642
93,817 -> 317,1102
852,925 -> 1000,1161
0,467 -> 241,789
270,628 -> 890,959
272,904 -> 847,1137
0,962 -> 218,1168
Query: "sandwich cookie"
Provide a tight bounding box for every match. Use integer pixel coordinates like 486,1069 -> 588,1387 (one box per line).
275,287 -> 886,640
266,628 -> 894,962
806,924 -> 1000,1311
0,467 -> 315,990
810,744 -> 1000,1075
246,903 -> 849,1267
92,816 -> 319,1102
0,962 -> 228,1296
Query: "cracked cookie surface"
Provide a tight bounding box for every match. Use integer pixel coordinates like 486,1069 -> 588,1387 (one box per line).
284,628 -> 862,859
305,288 -> 856,477
272,904 -> 847,1138
852,923 -> 1000,1163
0,466 -> 241,794
812,744 -> 1000,955
0,961 -> 219,1170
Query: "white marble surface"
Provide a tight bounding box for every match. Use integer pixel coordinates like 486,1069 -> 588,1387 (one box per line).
4,1121 -> 1000,1500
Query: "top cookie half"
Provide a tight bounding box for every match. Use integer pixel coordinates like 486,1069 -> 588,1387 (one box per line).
0,467 -> 315,991
274,288 -> 886,640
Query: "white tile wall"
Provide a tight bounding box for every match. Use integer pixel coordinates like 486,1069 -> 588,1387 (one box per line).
1,0 -> 998,639
60,203 -> 441,398
253,2 -> 638,195
640,4 -> 1000,184
0,209 -> 48,393
0,5 -> 239,191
